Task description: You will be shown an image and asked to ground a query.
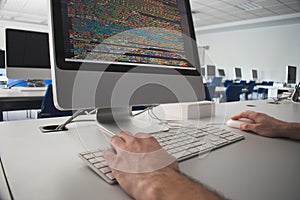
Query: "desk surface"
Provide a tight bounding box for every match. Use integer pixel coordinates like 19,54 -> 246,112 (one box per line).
0,88 -> 45,98
0,100 -> 299,200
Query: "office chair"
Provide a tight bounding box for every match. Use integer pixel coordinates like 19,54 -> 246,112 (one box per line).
256,81 -> 269,99
239,80 -> 247,87
223,80 -> 233,87
204,85 -> 216,101
245,80 -> 256,100
221,85 -> 244,102
210,76 -> 223,87
38,84 -> 73,118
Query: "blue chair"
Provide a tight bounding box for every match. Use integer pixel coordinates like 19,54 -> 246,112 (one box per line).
239,80 -> 247,87
224,80 -> 233,87
221,85 -> 244,102
256,81 -> 269,99
210,76 -> 223,87
44,80 -> 52,86
38,84 -> 73,118
245,80 -> 256,100
7,79 -> 27,87
204,85 -> 216,101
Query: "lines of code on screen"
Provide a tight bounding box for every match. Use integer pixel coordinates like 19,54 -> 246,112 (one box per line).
66,0 -> 194,69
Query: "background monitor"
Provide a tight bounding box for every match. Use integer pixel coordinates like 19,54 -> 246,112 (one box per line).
234,67 -> 242,80
286,65 -> 297,84
6,29 -> 51,79
201,67 -> 206,77
206,65 -> 216,77
50,0 -> 205,133
0,50 -> 5,76
0,50 -> 5,69
218,69 -> 225,77
252,69 -> 258,80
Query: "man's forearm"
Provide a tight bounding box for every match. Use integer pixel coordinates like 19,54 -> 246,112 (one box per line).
284,123 -> 300,140
137,168 -> 224,200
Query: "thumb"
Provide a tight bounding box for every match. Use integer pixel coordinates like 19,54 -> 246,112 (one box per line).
240,123 -> 257,133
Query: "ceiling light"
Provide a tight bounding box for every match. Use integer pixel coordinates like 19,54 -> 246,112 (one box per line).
236,2 -> 262,11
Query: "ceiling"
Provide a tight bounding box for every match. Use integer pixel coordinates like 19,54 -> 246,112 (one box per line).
190,0 -> 300,28
0,0 -> 300,29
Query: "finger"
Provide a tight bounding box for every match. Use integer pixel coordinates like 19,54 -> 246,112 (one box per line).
231,110 -> 255,120
135,132 -> 151,139
240,123 -> 258,133
110,135 -> 126,151
103,149 -> 117,165
117,131 -> 133,142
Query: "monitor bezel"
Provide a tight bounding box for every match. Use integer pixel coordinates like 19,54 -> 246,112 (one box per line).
0,50 -> 5,69
51,0 -> 201,76
252,69 -> 258,80
5,28 -> 51,79
234,67 -> 242,79
286,65 -> 297,84
206,65 -> 216,77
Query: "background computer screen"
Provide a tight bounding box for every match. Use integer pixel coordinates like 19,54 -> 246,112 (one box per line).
6,29 -> 51,79
0,50 -> 4,69
50,0 -> 204,110
207,65 -> 216,77
218,69 -> 225,76
252,69 -> 258,79
235,67 -> 242,79
201,67 -> 206,76
287,66 -> 297,84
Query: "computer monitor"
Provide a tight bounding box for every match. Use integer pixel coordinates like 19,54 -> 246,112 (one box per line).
49,0 -> 205,133
5,29 -> 51,79
206,65 -> 216,78
252,69 -> 258,80
218,69 -> 225,77
201,67 -> 206,77
234,67 -> 242,80
0,50 -> 5,75
286,65 -> 297,84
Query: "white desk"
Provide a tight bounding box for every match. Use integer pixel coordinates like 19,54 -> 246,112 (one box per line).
255,85 -> 294,99
0,88 -> 46,121
0,100 -> 300,200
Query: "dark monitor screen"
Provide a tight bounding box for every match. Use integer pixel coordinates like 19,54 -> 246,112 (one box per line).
201,67 -> 205,76
0,50 -> 4,69
252,69 -> 258,79
235,67 -> 242,79
207,65 -> 216,77
6,29 -> 50,69
287,66 -> 297,84
218,69 -> 225,76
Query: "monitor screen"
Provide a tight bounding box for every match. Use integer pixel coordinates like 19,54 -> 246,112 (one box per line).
207,65 -> 216,77
218,69 -> 225,77
50,0 -> 204,110
201,67 -> 205,76
252,69 -> 258,79
6,29 -> 51,79
235,67 -> 242,79
286,66 -> 297,84
0,50 -> 4,69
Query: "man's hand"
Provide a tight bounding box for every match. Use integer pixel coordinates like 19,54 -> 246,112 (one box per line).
231,110 -> 288,138
103,131 -> 179,199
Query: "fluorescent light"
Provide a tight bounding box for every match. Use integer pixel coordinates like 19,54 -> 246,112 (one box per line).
236,2 -> 262,11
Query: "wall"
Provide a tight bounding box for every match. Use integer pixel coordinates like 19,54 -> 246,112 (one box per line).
196,22 -> 300,83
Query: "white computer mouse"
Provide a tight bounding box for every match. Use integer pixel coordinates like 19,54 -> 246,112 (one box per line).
226,118 -> 255,129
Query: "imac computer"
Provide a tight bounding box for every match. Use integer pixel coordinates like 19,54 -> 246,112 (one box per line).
234,67 -> 242,80
252,69 -> 258,80
217,69 -> 225,77
286,66 -> 297,86
0,50 -> 5,75
49,0 -> 205,133
206,65 -> 216,78
6,29 -> 51,80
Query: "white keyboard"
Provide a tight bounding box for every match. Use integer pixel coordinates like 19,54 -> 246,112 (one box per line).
79,125 -> 244,184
